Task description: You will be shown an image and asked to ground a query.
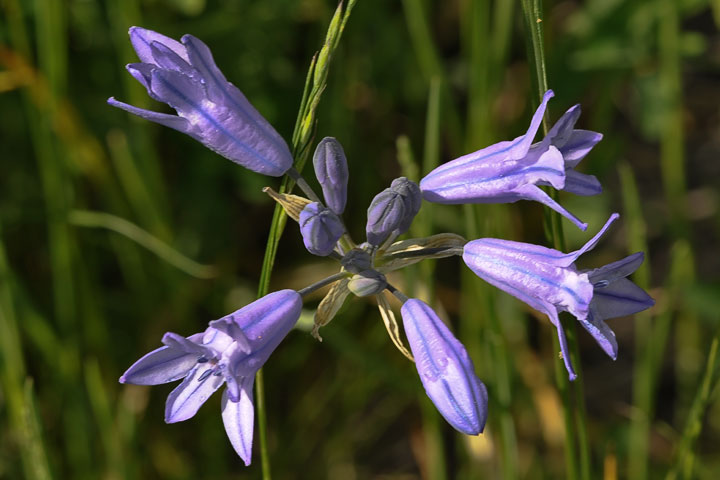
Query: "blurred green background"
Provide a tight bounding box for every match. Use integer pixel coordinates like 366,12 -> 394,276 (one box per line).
1,0 -> 720,478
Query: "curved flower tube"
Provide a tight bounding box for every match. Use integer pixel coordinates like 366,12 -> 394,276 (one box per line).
119,290 -> 302,465
420,90 -> 603,231
462,214 -> 654,379
108,27 -> 293,176
401,298 -> 489,435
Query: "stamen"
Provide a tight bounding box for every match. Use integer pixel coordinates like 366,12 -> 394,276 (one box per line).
197,356 -> 209,363
198,368 -> 213,382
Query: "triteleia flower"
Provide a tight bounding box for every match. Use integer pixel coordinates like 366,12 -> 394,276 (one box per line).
402,298 -> 489,435
299,202 -> 345,256
108,27 -> 293,176
313,137 -> 349,215
420,90 -> 603,230
119,290 -> 302,465
366,177 -> 422,246
462,213 -> 654,379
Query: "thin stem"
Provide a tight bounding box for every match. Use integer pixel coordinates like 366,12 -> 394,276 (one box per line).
385,284 -> 409,304
253,3 -> 357,478
287,167 -> 324,204
298,272 -> 349,297
520,1 -> 590,479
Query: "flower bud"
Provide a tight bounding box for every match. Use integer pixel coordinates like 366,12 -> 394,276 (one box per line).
313,137 -> 349,214
401,299 -> 488,435
390,177 -> 422,233
347,270 -> 387,297
299,202 -> 344,256
366,177 -> 421,246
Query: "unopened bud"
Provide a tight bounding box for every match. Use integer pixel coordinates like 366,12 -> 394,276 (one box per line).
347,270 -> 387,297
313,137 -> 349,214
299,202 -> 344,256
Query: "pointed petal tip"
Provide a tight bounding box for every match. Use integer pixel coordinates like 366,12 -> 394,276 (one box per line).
543,89 -> 555,101
568,372 -> 578,381
180,33 -> 201,45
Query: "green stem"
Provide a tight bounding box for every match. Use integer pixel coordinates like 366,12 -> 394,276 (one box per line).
520,1 -> 590,479
253,3 -> 357,477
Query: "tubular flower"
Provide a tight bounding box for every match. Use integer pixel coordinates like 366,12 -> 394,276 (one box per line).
420,90 -> 603,231
462,214 -> 654,380
119,290 -> 302,465
108,27 -> 293,176
401,298 -> 489,435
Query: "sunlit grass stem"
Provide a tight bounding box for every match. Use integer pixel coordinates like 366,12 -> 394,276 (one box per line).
254,3 -> 357,478
521,0 -> 591,478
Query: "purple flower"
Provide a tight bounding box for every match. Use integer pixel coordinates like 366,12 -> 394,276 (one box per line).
313,137 -> 349,215
108,27 -> 293,177
366,177 -> 422,246
420,90 -> 603,230
462,214 -> 654,379
119,290 -> 302,465
299,202 -> 345,256
401,298 -> 488,435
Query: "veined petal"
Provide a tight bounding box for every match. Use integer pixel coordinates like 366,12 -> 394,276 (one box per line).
129,26 -> 188,64
181,34 -> 293,163
509,89 -> 555,160
226,290 -> 302,377
402,299 -> 488,434
563,213 -> 620,265
563,169 -> 602,196
208,319 -> 252,354
541,299 -> 577,380
180,34 -> 230,102
126,63 -> 154,91
588,252 -> 645,285
107,97 -> 192,134
165,364 -> 224,423
513,184 -> 588,231
562,130 -> 603,167
522,145 -> 566,190
591,278 -> 655,320
546,104 -> 581,149
149,40 -> 194,76
120,345 -> 197,385
221,377 -> 255,466
577,309 -> 618,359
149,69 -> 207,115
162,332 -> 210,355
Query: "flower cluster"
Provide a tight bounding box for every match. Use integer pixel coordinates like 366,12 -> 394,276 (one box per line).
113,28 -> 654,465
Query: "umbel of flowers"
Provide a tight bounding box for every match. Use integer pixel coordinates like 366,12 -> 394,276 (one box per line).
113,28 -> 654,465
